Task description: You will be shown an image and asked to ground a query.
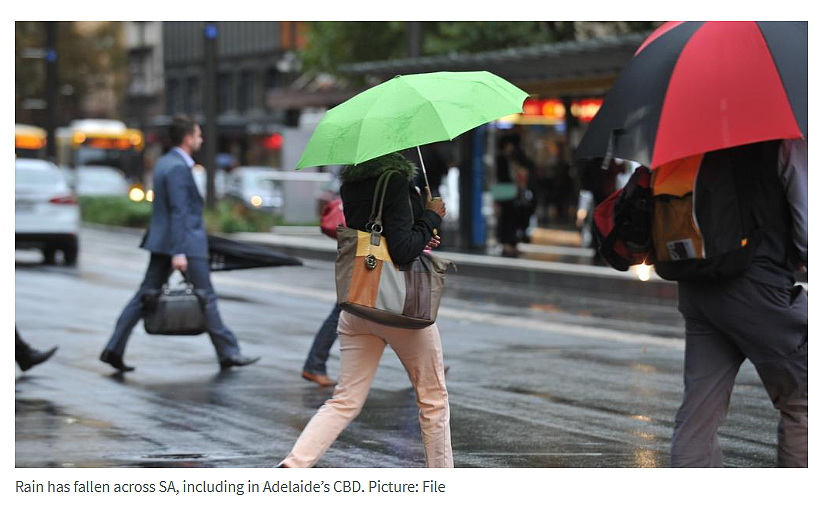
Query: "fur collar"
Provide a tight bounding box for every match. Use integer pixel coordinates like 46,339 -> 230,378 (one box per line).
340,152 -> 417,183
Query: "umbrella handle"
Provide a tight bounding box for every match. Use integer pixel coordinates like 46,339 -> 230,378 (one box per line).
423,185 -> 440,236
417,147 -> 441,234
416,146 -> 432,195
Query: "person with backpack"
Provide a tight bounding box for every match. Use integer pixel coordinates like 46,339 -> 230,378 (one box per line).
594,139 -> 807,467
666,139 -> 807,468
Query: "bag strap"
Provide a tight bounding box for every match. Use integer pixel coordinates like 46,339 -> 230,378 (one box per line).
367,171 -> 396,246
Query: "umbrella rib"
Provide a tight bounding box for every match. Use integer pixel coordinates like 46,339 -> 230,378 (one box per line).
399,77 -> 457,141
352,94 -> 379,165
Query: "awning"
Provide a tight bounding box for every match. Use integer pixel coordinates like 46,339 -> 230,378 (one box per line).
337,32 -> 648,96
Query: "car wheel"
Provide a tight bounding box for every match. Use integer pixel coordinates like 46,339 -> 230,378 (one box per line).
63,243 -> 79,266
42,247 -> 57,265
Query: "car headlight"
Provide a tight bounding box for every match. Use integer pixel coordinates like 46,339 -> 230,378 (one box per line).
129,187 -> 145,202
632,263 -> 652,282
250,195 -> 263,207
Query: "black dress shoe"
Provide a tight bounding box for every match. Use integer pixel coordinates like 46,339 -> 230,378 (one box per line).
18,346 -> 59,372
219,353 -> 260,369
100,350 -> 135,372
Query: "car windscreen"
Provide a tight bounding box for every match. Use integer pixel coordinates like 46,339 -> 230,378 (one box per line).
255,178 -> 283,191
77,171 -> 128,191
15,167 -> 64,187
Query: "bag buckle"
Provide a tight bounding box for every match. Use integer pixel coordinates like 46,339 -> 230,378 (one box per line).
369,223 -> 383,246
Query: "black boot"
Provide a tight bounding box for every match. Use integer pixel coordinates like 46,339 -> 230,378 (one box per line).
100,350 -> 135,372
17,346 -> 59,372
219,353 -> 260,369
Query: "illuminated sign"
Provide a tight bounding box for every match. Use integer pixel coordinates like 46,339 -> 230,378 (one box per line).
501,97 -> 603,126
570,98 -> 603,123
522,99 -> 567,120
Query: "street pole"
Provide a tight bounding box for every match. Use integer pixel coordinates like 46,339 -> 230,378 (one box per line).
456,126 -> 488,252
203,22 -> 218,209
407,22 -> 422,58
45,21 -> 58,161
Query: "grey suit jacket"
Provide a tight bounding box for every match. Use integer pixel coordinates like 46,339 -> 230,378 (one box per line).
141,149 -> 208,258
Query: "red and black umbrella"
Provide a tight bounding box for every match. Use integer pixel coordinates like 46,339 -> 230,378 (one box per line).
576,21 -> 807,169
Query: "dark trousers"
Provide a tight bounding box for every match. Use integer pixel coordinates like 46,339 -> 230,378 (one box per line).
103,253 -> 239,361
302,303 -> 341,375
497,201 -> 518,246
671,277 -> 808,467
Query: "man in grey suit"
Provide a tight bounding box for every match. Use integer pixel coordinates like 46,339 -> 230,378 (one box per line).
100,115 -> 259,372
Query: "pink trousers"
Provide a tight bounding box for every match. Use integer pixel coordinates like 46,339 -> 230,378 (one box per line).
281,311 -> 453,467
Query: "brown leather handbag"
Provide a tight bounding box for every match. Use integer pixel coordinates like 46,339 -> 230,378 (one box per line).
335,171 -> 452,329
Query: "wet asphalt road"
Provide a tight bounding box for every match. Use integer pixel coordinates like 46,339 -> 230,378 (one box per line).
15,227 -> 780,468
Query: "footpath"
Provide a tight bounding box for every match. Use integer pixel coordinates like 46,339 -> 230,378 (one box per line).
234,226 -> 679,303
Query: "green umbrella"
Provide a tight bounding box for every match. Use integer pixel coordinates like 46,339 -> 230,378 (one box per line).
296,71 -> 529,172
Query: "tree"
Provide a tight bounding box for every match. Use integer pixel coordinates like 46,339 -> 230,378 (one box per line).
15,21 -> 127,126
423,21 -> 571,55
299,22 -> 406,77
299,21 -> 662,82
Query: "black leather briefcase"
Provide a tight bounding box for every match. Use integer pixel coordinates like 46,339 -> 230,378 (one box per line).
142,272 -> 208,336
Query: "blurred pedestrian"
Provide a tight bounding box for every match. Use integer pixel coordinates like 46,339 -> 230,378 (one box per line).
302,303 -> 341,387
553,143 -> 576,225
277,152 -> 452,467
405,143 -> 446,196
99,115 -> 259,372
512,160 -> 535,244
15,328 -> 58,372
495,134 -> 532,257
670,139 -> 807,467
301,198 -> 346,387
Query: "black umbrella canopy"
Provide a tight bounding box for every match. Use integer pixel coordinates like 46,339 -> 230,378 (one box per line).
208,235 -> 303,272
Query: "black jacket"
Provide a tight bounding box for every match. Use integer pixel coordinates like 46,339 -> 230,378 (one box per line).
340,153 -> 442,266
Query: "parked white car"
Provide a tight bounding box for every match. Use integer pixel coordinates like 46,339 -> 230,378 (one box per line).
15,158 -> 80,265
226,167 -> 284,212
192,164 -> 228,201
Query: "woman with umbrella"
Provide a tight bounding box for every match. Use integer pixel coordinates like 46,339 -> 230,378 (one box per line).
277,153 -> 449,468
276,71 -> 528,467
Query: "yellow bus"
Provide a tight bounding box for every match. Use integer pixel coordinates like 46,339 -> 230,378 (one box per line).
56,119 -> 144,183
15,124 -> 47,159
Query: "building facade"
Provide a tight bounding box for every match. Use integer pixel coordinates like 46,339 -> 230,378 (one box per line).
124,21 -> 165,128
157,21 -> 305,168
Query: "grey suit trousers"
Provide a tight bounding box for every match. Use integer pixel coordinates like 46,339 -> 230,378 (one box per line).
671,276 -> 808,467
103,253 -> 240,362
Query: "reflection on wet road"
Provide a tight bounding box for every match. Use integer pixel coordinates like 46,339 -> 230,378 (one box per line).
15,228 -> 779,467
